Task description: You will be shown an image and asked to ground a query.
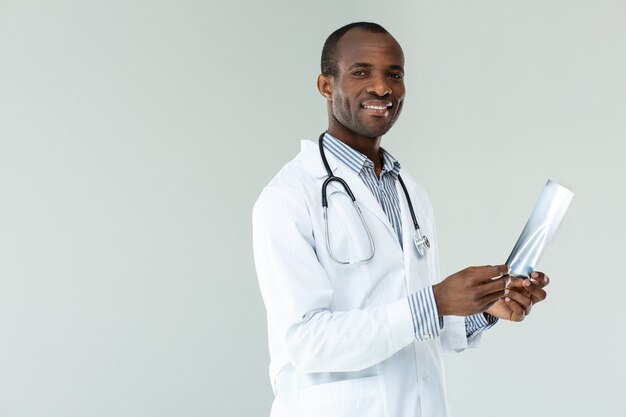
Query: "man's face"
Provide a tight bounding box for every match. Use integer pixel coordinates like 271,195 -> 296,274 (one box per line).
328,29 -> 405,139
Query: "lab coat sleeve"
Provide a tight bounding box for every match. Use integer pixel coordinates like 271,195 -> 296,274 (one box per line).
253,185 -> 416,373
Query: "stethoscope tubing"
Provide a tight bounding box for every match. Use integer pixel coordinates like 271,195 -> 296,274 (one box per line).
318,132 -> 429,262
319,132 -> 422,229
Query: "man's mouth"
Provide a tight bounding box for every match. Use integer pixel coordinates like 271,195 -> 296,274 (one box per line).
361,101 -> 393,116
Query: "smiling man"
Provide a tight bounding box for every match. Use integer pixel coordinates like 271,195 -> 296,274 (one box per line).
318,24 -> 405,160
253,22 -> 549,417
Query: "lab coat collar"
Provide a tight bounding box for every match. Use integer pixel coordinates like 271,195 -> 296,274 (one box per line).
299,139 -> 340,178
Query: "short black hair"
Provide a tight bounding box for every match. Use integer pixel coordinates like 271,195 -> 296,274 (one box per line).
321,22 -> 390,76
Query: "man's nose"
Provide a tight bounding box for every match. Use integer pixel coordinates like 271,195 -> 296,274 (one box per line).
366,75 -> 392,97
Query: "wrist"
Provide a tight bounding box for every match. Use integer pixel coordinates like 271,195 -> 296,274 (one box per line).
432,284 -> 446,316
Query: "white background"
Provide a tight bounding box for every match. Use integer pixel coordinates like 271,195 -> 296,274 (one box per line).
1,1 -> 624,416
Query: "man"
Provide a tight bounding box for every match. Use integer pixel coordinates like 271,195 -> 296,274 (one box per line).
253,22 -> 548,417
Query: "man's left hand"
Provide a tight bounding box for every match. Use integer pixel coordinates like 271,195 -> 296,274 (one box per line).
485,271 -> 549,321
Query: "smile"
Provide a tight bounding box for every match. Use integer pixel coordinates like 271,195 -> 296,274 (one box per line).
361,101 -> 392,116
361,101 -> 392,110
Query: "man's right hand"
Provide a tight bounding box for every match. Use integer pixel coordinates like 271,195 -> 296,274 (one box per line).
432,264 -> 509,316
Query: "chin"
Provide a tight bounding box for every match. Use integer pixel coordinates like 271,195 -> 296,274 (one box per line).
359,124 -> 394,138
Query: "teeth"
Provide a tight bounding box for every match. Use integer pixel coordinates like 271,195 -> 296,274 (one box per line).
363,105 -> 389,110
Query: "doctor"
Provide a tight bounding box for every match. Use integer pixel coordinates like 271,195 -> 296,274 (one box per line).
253,22 -> 549,417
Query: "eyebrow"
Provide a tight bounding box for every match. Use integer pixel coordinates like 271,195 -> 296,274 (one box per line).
347,63 -> 373,70
347,62 -> 404,71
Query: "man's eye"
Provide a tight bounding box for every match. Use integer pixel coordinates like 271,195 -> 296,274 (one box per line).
352,70 -> 366,77
389,73 -> 404,80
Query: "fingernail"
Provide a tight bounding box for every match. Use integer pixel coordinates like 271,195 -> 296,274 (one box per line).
531,272 -> 539,278
524,280 -> 531,286
529,278 -> 538,284
505,297 -> 511,302
504,289 -> 510,295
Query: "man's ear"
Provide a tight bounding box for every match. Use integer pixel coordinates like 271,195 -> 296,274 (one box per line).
317,74 -> 333,100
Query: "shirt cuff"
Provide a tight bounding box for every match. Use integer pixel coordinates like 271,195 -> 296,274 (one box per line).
407,286 -> 440,341
465,312 -> 498,339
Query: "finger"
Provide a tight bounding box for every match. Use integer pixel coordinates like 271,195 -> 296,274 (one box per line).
522,279 -> 547,303
482,297 -> 500,310
479,279 -> 508,305
492,264 -> 510,279
470,264 -> 509,283
504,297 -> 526,321
504,288 -> 533,315
506,277 -> 529,290
480,276 -> 507,296
498,274 -> 512,288
529,271 -> 550,288
479,292 -> 506,310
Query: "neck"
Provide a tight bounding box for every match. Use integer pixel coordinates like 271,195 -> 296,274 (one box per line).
327,122 -> 383,175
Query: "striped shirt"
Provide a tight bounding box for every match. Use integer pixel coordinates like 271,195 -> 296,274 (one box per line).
322,133 -> 497,341
322,132 -> 404,245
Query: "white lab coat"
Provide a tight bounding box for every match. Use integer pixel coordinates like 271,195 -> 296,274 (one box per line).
253,140 -> 483,417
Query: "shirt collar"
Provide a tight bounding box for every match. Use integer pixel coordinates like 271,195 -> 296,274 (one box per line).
322,132 -> 401,178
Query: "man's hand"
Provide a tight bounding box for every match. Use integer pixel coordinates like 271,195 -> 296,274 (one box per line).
433,265 -> 509,316
485,271 -> 549,321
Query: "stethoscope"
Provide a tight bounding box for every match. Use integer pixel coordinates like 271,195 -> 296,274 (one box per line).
319,132 -> 430,265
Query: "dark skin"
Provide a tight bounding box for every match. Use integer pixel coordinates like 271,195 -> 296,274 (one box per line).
317,28 -> 549,320
487,272 -> 548,321
317,29 -> 405,177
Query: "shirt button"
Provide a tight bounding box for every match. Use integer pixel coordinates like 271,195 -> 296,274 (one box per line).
422,333 -> 432,340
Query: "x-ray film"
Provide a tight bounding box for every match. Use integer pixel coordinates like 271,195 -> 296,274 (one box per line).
506,180 -> 574,278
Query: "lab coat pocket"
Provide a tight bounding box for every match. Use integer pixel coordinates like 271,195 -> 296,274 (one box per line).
298,376 -> 384,417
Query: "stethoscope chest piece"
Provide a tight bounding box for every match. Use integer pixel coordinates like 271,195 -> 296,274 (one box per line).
413,229 -> 430,256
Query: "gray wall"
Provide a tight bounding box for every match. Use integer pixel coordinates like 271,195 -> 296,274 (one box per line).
1,1 -> 624,416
